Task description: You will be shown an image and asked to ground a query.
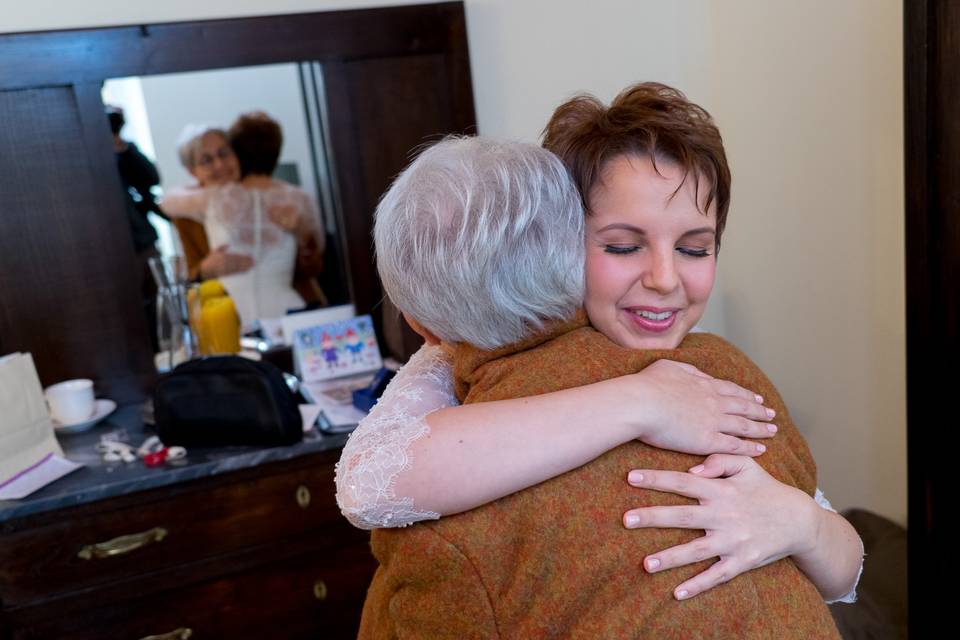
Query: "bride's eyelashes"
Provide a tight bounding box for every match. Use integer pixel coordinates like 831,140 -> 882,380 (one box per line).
603,244 -> 640,255
601,244 -> 713,258
676,247 -> 712,258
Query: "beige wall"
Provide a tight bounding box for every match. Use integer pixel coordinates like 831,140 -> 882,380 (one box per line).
5,0 -> 906,524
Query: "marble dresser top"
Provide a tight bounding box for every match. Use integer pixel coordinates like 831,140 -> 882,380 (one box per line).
0,404 -> 350,523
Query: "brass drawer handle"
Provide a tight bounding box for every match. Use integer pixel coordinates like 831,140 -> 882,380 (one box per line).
313,579 -> 328,601
78,526 -> 168,560
296,484 -> 311,509
139,628 -> 193,640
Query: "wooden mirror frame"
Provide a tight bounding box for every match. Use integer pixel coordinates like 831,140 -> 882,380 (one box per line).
0,1 -> 475,403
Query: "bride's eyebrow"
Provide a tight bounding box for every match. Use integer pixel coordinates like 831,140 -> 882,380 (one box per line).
679,227 -> 716,240
595,223 -> 645,234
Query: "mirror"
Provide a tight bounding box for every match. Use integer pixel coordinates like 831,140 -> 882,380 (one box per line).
101,62 -> 352,357
0,3 -> 476,400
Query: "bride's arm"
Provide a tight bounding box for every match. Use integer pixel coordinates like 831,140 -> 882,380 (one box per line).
159,186 -> 210,221
265,188 -> 322,248
335,344 -> 456,529
335,345 -> 776,529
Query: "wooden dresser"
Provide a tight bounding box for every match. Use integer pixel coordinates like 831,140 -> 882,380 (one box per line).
0,448 -> 377,639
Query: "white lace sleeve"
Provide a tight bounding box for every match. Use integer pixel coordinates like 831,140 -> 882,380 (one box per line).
335,344 -> 459,529
814,487 -> 864,604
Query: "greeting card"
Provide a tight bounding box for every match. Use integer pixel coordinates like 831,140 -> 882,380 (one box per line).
293,315 -> 382,383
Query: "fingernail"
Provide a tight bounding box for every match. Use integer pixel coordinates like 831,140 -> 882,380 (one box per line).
755,443 -> 766,453
628,471 -> 644,484
625,514 -> 640,528
689,464 -> 705,474
767,423 -> 778,433
676,589 -> 689,600
766,408 -> 776,418
755,394 -> 763,403
646,557 -> 661,571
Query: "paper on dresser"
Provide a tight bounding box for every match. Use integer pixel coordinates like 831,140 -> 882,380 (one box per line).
300,377 -> 370,433
298,404 -> 323,432
0,352 -> 69,491
0,454 -> 83,500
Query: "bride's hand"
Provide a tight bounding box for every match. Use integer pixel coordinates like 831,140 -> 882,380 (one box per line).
628,360 -> 776,457
200,244 -> 254,278
622,454 -> 819,600
267,203 -> 300,231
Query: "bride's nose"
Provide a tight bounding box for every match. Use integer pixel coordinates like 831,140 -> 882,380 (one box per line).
640,248 -> 679,295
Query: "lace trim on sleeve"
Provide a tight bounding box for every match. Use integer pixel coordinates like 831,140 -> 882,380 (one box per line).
335,344 -> 458,529
814,487 -> 865,604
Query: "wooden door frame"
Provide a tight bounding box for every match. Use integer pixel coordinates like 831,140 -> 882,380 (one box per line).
904,0 -> 960,634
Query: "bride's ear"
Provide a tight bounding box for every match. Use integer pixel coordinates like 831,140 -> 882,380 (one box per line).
402,313 -> 441,346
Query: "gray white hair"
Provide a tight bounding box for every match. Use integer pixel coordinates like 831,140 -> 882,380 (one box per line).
374,136 -> 585,350
175,123 -> 227,169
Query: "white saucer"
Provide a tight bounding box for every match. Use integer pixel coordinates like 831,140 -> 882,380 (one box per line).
53,399 -> 117,434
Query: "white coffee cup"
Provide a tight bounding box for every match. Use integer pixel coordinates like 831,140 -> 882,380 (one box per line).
45,379 -> 95,425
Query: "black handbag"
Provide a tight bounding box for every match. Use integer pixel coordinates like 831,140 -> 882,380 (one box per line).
153,356 -> 303,447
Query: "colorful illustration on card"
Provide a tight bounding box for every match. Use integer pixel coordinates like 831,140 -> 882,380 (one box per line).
293,315 -> 382,382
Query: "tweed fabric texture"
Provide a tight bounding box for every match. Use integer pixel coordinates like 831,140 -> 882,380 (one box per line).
359,312 -> 841,639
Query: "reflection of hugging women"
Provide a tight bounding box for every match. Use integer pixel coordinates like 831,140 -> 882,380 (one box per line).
337,83 -> 863,637
162,112 -> 325,328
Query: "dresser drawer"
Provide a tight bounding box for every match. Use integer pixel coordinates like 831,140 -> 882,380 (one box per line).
6,542 -> 378,639
0,459 -> 358,606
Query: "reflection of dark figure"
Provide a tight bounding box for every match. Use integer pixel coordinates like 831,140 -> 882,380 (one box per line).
107,106 -> 166,352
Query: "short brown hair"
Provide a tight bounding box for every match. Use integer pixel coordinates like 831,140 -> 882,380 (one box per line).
228,111 -> 283,177
542,82 -> 731,247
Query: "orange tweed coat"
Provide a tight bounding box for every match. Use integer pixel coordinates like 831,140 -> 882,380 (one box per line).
358,313 -> 841,639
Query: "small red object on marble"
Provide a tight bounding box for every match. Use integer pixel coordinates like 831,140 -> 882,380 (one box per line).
143,449 -> 169,467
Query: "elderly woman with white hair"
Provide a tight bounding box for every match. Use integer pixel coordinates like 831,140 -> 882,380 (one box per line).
168,125 -> 253,281
338,124 -> 861,617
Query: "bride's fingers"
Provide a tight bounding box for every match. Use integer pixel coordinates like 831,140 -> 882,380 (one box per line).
718,394 -> 776,422
719,413 -> 778,439
710,433 -> 767,457
712,378 -> 765,405
672,559 -> 741,600
689,453 -> 756,478
623,504 -> 712,530
626,469 -> 716,501
671,361 -> 714,380
642,537 -> 720,574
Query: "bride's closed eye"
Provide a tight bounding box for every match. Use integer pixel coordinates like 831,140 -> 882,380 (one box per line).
677,247 -> 712,258
603,244 -> 640,255
602,245 -> 713,258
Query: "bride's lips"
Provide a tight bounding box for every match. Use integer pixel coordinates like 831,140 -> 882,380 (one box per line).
624,306 -> 679,333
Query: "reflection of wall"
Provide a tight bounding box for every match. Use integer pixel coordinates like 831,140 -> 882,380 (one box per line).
3,0 -> 905,525
138,63 -> 319,207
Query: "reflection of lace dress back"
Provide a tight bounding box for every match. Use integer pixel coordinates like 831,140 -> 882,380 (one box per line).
204,183 -> 305,328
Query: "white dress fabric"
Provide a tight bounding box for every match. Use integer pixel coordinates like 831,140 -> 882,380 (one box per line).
335,344 -> 456,529
203,183 -> 305,329
334,344 -> 861,602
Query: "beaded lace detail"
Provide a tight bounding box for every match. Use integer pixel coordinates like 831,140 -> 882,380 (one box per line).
335,344 -> 457,530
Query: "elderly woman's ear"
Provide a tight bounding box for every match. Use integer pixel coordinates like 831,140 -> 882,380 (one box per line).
403,314 -> 441,346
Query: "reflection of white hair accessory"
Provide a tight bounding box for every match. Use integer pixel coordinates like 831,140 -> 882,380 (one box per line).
176,123 -> 226,169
